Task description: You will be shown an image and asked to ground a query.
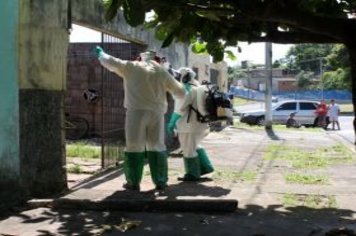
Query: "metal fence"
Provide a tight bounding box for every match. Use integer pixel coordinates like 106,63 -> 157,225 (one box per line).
230,86 -> 352,103
66,32 -> 145,168
100,33 -> 145,168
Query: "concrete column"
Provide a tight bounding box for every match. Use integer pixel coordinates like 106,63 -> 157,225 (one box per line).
0,0 -> 22,208
18,0 -> 69,197
265,42 -> 273,129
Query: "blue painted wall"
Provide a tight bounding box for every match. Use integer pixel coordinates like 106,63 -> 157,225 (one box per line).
0,1 -> 20,183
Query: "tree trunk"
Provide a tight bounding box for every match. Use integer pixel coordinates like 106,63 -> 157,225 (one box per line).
346,44 -> 356,144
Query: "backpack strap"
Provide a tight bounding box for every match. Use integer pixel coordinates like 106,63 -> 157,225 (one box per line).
188,105 -> 208,123
187,105 -> 193,123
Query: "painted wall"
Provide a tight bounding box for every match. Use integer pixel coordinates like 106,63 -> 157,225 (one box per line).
0,0 -> 21,206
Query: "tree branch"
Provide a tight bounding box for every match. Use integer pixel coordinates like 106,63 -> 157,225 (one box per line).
250,31 -> 340,44
249,2 -> 356,43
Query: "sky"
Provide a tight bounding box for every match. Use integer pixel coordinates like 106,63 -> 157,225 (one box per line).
70,24 -> 101,42
70,24 -> 292,66
226,42 -> 292,66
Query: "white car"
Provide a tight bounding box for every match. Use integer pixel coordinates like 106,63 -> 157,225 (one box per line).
240,100 -> 329,127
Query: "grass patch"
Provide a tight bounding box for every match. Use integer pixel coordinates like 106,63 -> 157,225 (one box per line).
327,144 -> 354,164
103,144 -> 125,161
233,120 -> 323,132
233,120 -> 265,130
67,164 -> 84,174
233,97 -> 256,106
339,103 -> 353,113
264,143 -> 355,169
66,141 -> 101,159
282,193 -> 337,208
213,169 -> 257,182
272,125 -> 322,132
285,173 -> 328,185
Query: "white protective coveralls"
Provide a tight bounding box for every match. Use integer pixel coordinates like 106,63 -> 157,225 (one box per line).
168,68 -> 214,181
97,48 -> 185,190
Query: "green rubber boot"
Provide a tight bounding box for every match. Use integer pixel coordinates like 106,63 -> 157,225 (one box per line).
180,157 -> 201,181
147,151 -> 168,190
123,152 -> 145,190
197,148 -> 214,175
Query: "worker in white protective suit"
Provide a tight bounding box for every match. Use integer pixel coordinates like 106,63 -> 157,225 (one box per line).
167,68 -> 214,181
95,46 -> 185,191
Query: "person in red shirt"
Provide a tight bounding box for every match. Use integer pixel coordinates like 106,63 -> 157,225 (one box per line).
315,100 -> 328,128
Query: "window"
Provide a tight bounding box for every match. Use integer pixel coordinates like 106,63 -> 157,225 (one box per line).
276,102 -> 296,110
300,102 -> 317,110
193,67 -> 199,79
210,69 -> 219,85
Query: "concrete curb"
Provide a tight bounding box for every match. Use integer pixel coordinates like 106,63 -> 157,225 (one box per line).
28,198 -> 238,213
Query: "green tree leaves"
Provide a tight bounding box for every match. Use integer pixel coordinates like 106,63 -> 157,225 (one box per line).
191,41 -> 207,54
101,0 -> 356,64
285,44 -> 333,72
296,71 -> 313,90
282,44 -> 351,90
123,0 -> 145,27
103,0 -> 123,22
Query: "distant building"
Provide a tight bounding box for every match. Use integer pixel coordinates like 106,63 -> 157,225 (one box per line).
237,68 -> 318,93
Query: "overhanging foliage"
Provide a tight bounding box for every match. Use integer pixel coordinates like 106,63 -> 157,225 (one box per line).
102,0 -> 356,62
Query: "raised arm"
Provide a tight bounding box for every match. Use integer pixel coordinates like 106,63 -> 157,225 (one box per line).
95,46 -> 129,78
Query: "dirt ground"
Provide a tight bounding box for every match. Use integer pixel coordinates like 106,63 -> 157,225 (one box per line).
1,126 -> 356,235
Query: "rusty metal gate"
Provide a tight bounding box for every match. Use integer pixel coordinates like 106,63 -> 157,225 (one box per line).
100,33 -> 145,168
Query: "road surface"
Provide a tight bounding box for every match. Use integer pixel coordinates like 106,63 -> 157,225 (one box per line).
332,115 -> 355,145
235,103 -> 354,145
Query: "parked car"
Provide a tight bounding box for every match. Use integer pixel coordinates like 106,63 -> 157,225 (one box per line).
239,100 -> 329,127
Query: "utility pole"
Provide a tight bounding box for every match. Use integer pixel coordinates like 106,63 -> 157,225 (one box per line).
265,42 -> 273,129
319,58 -> 324,100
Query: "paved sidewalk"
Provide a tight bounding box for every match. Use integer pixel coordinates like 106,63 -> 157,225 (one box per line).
1,126 -> 356,235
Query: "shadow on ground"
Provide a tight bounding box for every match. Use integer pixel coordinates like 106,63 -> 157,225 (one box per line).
3,203 -> 355,236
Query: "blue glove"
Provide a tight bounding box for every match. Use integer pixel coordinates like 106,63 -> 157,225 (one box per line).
167,112 -> 182,135
95,46 -> 104,58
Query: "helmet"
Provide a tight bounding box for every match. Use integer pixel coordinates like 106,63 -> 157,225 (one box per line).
178,67 -> 196,83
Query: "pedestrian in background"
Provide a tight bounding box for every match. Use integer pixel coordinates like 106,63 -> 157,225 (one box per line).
286,112 -> 301,128
328,99 -> 341,130
315,100 -> 328,128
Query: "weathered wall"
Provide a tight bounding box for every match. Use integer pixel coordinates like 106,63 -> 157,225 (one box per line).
18,0 -> 68,197
1,0 -> 224,206
188,52 -> 211,82
0,0 -> 22,208
71,0 -> 189,69
189,51 -> 229,92
211,62 -> 229,92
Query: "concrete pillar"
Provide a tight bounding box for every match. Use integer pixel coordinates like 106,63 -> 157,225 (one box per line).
0,0 -> 70,200
0,0 -> 22,208
18,0 -> 69,197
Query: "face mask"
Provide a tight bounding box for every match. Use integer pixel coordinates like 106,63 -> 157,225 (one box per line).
182,73 -> 191,84
140,51 -> 156,62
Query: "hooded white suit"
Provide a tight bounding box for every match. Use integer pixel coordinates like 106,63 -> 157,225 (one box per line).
168,68 -> 214,181
98,49 -> 185,190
